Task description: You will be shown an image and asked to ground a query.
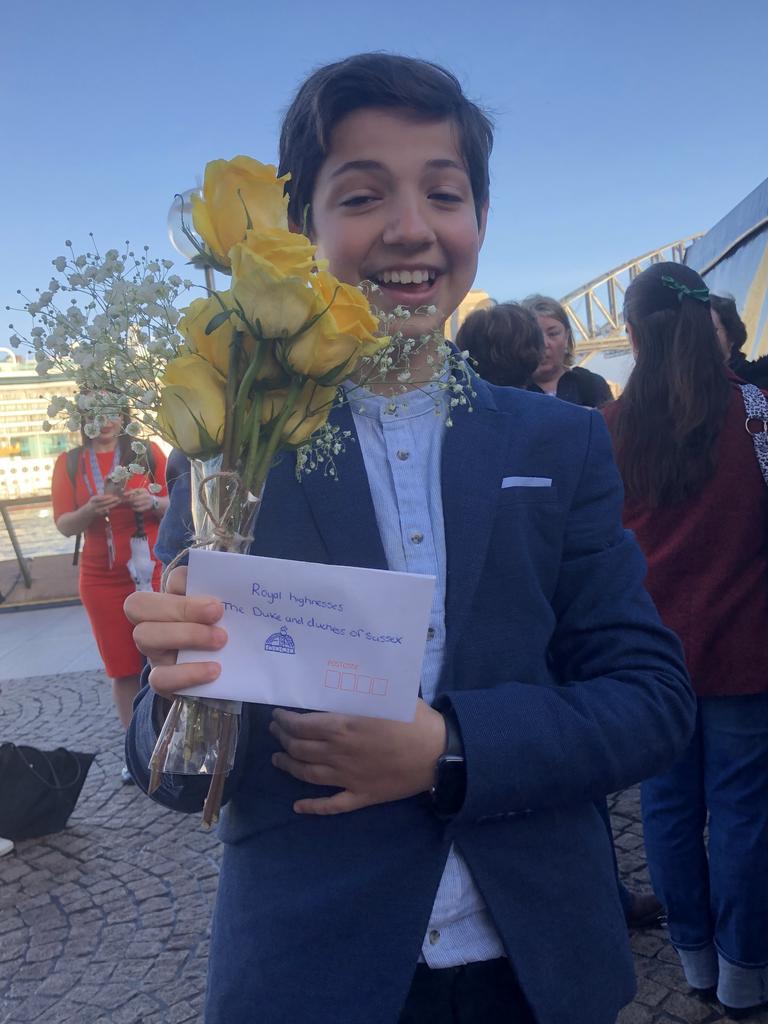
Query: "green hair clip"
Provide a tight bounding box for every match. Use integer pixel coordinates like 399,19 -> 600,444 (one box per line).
660,274 -> 710,304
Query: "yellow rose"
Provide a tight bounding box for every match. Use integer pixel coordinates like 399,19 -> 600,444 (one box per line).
192,157 -> 290,268
313,272 -> 380,346
178,291 -> 282,383
260,381 -> 337,446
178,292 -> 236,377
230,244 -> 320,340
281,273 -> 386,384
157,355 -> 227,455
238,228 -> 322,281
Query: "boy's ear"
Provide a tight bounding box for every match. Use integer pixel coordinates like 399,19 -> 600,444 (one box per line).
477,201 -> 489,249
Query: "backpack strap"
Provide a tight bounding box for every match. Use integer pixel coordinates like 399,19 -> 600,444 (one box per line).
740,383 -> 768,487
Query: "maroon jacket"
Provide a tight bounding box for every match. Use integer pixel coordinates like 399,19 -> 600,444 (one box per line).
603,376 -> 768,698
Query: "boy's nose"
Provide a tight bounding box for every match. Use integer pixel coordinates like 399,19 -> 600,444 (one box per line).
381,200 -> 436,248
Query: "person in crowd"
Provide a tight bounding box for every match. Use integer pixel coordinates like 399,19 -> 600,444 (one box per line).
603,262 -> 768,1020
710,293 -> 768,388
457,297 -> 664,932
523,294 -> 613,407
456,301 -> 544,388
52,416 -> 168,782
124,54 -> 694,1024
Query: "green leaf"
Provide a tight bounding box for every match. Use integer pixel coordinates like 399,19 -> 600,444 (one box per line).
314,357 -> 354,387
237,189 -> 254,232
205,309 -> 232,335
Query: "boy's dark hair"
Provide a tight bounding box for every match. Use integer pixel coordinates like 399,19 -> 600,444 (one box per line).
279,53 -> 494,229
710,293 -> 748,356
457,302 -> 544,388
522,294 -> 576,367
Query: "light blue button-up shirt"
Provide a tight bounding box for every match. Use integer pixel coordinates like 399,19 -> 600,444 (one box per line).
349,382 -> 505,968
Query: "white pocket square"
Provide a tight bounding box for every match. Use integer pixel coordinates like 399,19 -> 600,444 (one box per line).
501,476 -> 552,488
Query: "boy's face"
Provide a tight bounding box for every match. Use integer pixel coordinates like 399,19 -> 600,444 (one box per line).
310,108 -> 487,338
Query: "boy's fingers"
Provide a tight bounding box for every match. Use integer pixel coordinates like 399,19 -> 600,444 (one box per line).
148,660 -> 222,696
271,752 -> 335,786
271,708 -> 344,740
132,621 -> 227,663
292,791 -> 366,815
269,727 -> 330,764
165,566 -> 188,596
123,590 -> 223,626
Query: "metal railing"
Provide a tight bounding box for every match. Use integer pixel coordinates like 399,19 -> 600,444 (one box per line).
0,494 -> 53,590
559,236 -> 703,353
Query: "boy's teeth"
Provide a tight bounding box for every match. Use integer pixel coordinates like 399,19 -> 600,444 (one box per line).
378,269 -> 434,285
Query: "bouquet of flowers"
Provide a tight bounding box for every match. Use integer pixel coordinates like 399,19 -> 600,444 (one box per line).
11,155 -> 475,826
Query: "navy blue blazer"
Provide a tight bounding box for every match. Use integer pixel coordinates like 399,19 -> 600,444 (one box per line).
127,379 -> 694,1024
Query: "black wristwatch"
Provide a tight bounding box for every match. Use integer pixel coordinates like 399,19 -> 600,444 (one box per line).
430,707 -> 466,819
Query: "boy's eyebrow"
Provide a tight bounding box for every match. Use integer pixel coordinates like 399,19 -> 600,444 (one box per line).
329,160 -> 388,180
328,158 -> 466,179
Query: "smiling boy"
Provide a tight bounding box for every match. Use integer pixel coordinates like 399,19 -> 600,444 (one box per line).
125,54 -> 694,1024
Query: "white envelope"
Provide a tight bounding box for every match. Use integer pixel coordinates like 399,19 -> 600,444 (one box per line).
176,548 -> 436,722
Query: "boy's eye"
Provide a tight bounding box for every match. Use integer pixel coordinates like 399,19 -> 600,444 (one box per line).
429,191 -> 463,203
340,194 -> 378,208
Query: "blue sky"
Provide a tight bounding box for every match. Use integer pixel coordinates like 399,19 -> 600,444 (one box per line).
2,0 -> 767,338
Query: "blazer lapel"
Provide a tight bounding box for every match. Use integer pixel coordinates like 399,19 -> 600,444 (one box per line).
440,381 -> 516,677
298,401 -> 388,571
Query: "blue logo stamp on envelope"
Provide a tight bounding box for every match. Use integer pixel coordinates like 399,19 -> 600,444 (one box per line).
265,626 -> 296,655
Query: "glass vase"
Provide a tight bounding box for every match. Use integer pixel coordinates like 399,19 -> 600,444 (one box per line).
148,454 -> 262,826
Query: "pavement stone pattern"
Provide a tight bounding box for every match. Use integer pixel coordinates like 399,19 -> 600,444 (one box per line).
0,670 -> 765,1024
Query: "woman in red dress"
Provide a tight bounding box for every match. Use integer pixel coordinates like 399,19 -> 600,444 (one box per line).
52,417 -> 168,774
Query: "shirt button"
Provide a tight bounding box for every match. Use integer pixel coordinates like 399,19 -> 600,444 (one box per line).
410,532 -> 424,544
396,450 -> 410,461
427,627 -> 436,640
429,929 -> 440,945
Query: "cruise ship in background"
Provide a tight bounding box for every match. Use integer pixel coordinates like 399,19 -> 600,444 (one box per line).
0,356 -> 81,605
0,354 -> 78,500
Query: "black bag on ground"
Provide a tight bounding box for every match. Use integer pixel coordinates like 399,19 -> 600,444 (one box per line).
0,743 -> 95,840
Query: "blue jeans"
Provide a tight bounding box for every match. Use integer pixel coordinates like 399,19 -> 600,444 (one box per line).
641,693 -> 768,999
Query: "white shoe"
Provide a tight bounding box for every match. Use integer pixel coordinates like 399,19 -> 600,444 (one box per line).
120,764 -> 135,785
0,837 -> 14,857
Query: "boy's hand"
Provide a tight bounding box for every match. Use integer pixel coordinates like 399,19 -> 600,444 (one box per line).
124,566 -> 228,696
270,700 -> 446,815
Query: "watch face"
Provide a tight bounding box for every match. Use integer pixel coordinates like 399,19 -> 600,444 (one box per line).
432,755 -> 466,815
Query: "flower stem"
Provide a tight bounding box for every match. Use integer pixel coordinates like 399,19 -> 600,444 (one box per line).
222,328 -> 243,472
240,391 -> 264,495
250,377 -> 304,494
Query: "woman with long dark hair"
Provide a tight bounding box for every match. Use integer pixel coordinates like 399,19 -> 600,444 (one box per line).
603,263 -> 768,1018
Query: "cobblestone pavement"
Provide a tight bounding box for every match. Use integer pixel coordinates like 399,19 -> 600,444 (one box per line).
1,670 -> 766,1024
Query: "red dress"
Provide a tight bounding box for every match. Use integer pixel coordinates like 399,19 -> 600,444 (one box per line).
52,444 -> 168,678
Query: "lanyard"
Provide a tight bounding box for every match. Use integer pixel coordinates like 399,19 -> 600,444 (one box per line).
82,446 -> 121,569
